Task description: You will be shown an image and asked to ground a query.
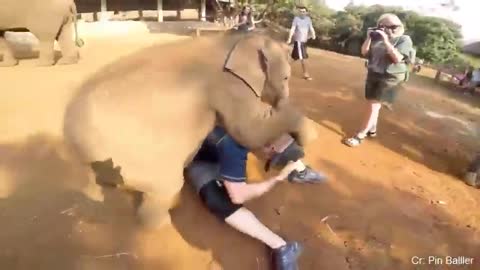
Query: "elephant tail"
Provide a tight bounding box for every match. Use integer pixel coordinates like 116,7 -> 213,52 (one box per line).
70,3 -> 85,48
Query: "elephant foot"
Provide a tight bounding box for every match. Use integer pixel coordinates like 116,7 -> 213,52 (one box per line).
35,58 -> 55,67
0,59 -> 19,67
140,211 -> 172,230
57,56 -> 79,65
137,194 -> 172,230
82,180 -> 105,202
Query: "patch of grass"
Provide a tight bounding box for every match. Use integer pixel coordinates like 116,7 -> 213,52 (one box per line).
460,53 -> 480,68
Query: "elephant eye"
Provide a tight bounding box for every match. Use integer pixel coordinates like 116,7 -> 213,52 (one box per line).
284,76 -> 289,80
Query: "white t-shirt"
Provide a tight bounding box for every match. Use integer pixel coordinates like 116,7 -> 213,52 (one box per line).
292,16 -> 313,43
472,69 -> 480,82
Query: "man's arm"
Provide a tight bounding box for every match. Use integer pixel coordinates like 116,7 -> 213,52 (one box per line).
309,18 -> 316,39
224,161 -> 298,204
232,15 -> 243,29
361,36 -> 372,57
248,16 -> 256,30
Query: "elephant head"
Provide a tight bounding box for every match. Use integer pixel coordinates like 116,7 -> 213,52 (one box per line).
218,33 -> 316,149
224,34 -> 291,107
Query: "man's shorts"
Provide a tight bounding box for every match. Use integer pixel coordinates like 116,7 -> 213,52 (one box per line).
186,155 -> 243,220
365,71 -> 405,104
195,127 -> 248,183
291,41 -> 308,60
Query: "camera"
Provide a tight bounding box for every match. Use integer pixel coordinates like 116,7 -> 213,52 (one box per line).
369,27 -> 385,40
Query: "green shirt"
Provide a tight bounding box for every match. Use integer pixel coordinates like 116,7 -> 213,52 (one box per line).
368,35 -> 413,75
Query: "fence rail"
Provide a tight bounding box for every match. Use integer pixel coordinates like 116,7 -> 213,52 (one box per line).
75,0 -> 207,22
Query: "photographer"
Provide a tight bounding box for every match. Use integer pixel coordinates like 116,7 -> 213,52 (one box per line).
344,13 -> 413,147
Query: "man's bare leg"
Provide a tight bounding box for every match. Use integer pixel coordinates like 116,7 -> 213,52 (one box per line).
225,207 -> 286,249
301,59 -> 312,80
224,207 -> 303,270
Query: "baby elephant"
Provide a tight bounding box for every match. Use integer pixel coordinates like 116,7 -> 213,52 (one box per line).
0,0 -> 84,66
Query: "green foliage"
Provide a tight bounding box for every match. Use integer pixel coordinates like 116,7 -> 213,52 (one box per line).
460,53 -> 480,68
330,11 -> 362,40
407,16 -> 462,64
264,1 -> 465,66
445,55 -> 470,71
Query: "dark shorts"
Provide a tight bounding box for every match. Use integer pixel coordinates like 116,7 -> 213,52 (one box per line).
185,161 -> 243,220
365,71 -> 405,104
199,178 -> 243,220
186,126 -> 246,220
194,127 -> 248,183
291,41 -> 308,60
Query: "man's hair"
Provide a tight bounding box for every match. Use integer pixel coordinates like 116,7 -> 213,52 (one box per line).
297,6 -> 308,11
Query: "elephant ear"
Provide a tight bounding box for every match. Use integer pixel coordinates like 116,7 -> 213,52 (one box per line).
224,36 -> 268,97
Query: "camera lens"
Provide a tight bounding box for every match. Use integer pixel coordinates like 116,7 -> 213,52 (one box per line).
370,31 -> 381,40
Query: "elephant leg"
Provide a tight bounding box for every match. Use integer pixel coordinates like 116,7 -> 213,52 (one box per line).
56,20 -> 79,65
221,100 -> 315,150
29,25 -> 57,66
81,166 -> 105,202
34,39 -> 55,66
137,191 -> 179,229
119,161 -> 184,229
0,36 -> 18,67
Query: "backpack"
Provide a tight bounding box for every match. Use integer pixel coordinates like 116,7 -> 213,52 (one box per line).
403,47 -> 416,82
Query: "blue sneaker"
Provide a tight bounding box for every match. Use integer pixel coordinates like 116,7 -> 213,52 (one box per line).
273,242 -> 303,270
288,166 -> 328,184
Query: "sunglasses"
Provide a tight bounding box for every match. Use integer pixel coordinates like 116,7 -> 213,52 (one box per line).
379,25 -> 401,30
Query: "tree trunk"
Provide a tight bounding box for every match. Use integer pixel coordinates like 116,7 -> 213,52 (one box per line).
434,70 -> 442,83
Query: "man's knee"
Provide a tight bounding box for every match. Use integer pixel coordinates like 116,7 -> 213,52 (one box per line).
199,181 -> 243,220
185,161 -> 220,193
265,141 -> 305,171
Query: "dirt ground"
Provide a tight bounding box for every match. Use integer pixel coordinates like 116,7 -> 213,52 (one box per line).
1,22 -> 479,270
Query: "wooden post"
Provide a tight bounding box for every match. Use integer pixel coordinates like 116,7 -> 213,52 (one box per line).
139,0 -> 144,20
435,69 -> 442,83
100,0 -> 108,21
157,0 -> 163,22
200,0 -> 206,21
176,1 -> 182,20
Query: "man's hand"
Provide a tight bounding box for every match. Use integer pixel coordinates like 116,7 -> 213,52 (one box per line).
275,161 -> 300,181
366,27 -> 375,39
286,38 -> 292,44
376,29 -> 389,42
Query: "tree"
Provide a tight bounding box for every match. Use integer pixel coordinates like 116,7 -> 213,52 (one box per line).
265,2 -> 464,65
408,16 -> 462,64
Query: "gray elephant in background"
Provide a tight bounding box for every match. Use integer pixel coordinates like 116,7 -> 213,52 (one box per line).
0,0 -> 84,66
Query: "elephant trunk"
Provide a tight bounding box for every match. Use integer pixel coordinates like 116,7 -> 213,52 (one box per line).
70,3 -> 84,48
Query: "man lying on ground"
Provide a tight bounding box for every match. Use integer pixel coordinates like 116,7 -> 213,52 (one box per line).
185,126 -> 326,270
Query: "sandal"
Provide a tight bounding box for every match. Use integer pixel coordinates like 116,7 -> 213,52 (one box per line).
382,102 -> 393,111
343,135 -> 364,147
303,76 -> 313,81
367,131 -> 377,138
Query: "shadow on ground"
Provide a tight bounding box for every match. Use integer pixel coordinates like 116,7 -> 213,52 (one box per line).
0,134 -> 143,270
289,54 -> 478,178
152,155 -> 480,269
1,135 -> 478,269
